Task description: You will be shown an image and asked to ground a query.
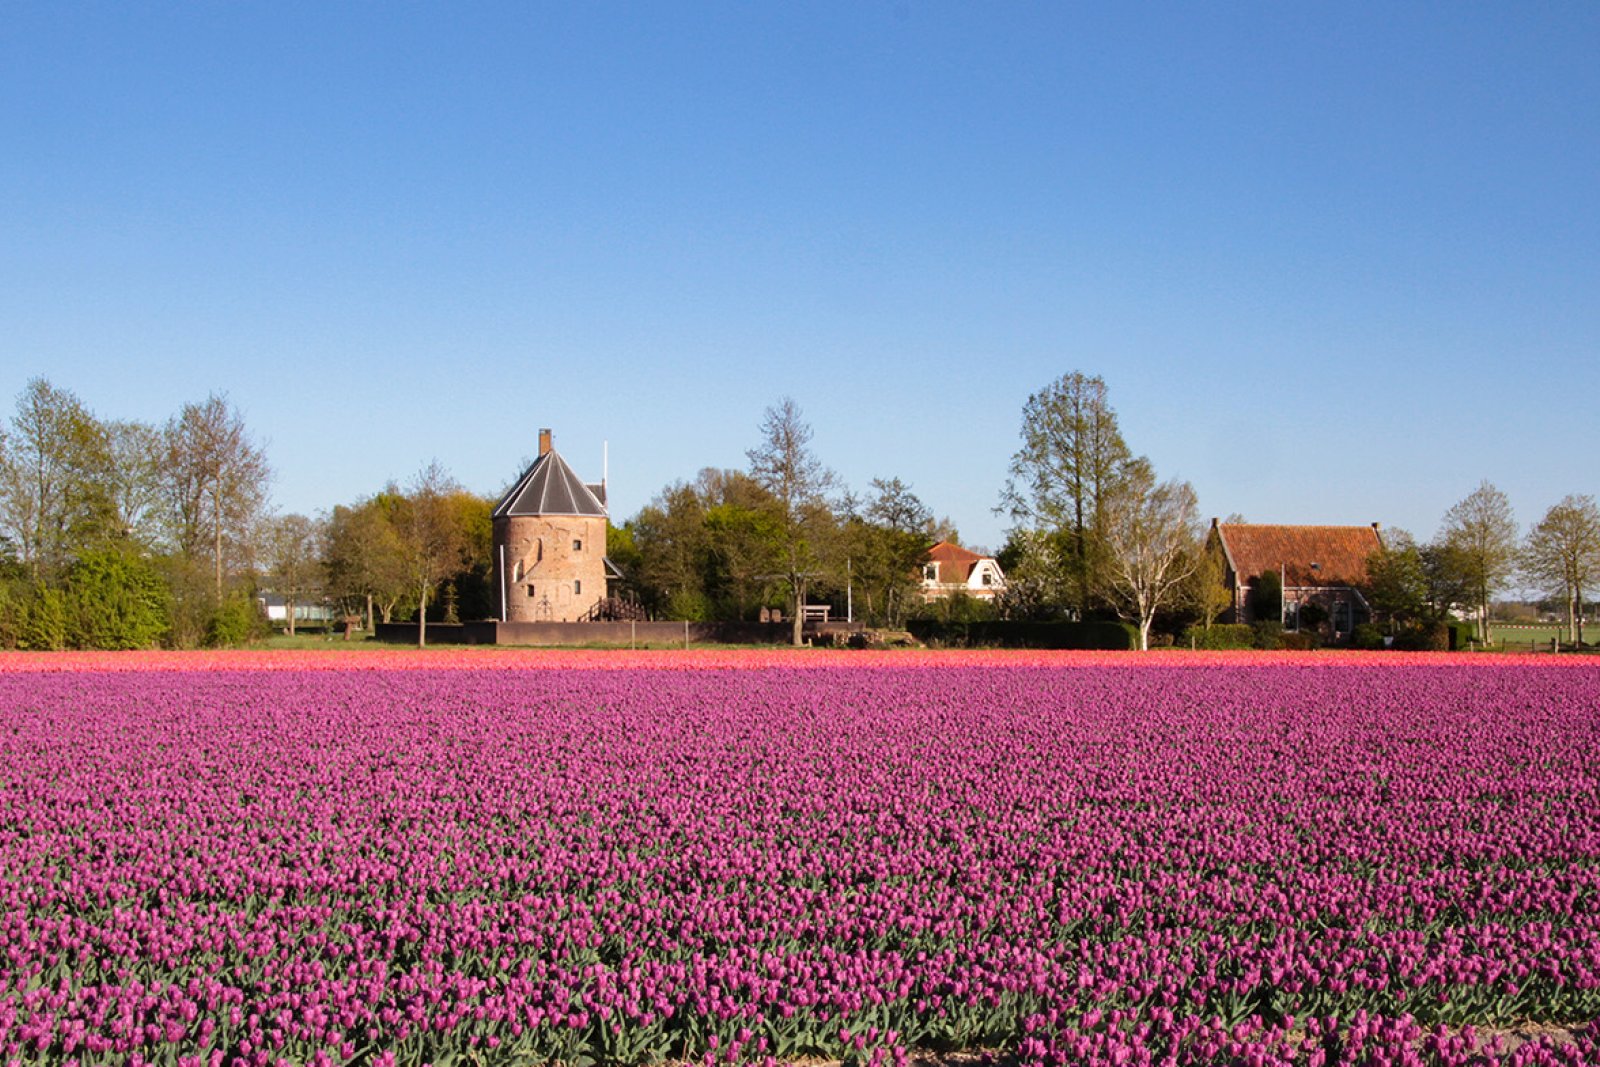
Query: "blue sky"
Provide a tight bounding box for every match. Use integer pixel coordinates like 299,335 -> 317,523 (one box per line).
3,3 -> 1596,551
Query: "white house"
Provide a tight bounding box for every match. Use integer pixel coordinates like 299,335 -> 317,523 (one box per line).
919,541 -> 1006,602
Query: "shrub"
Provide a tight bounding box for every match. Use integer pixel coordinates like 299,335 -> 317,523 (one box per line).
1297,602 -> 1329,630
1251,621 -> 1285,650
906,619 -> 1138,650
1279,631 -> 1321,651
66,549 -> 170,650
1446,621 -> 1477,651
207,593 -> 269,648
20,587 -> 69,651
1184,624 -> 1255,651
1394,622 -> 1449,652
1351,623 -> 1387,651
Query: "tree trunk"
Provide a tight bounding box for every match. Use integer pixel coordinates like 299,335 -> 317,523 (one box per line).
287,596 -> 296,637
418,583 -> 428,648
366,593 -> 374,633
1139,615 -> 1152,651
791,577 -> 805,647
214,494 -> 224,604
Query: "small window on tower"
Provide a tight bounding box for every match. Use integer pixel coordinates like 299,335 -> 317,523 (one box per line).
573,579 -> 582,595
526,584 -> 535,597
573,539 -> 583,552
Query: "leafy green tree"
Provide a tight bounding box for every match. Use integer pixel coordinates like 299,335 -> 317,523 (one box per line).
0,378 -> 118,581
999,372 -> 1137,619
994,528 -> 1073,621
702,480 -> 783,619
1365,530 -> 1431,629
394,462 -> 469,647
1522,494 -> 1600,644
324,493 -> 412,628
629,481 -> 714,619
839,477 -> 934,628
1439,481 -> 1518,643
65,547 -> 170,649
1180,537 -> 1234,632
1249,570 -> 1283,624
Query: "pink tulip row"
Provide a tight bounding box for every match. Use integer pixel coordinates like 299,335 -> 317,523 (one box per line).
0,662 -> 1597,1066
1,647 -> 1591,673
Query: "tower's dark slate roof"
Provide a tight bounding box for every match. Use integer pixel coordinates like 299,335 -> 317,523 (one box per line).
492,451 -> 607,518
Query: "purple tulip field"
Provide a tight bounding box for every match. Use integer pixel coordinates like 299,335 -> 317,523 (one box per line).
2,658 -> 1599,1066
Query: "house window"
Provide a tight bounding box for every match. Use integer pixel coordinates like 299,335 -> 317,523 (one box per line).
573,539 -> 582,552
573,579 -> 582,595
981,571 -> 993,586
923,564 -> 938,581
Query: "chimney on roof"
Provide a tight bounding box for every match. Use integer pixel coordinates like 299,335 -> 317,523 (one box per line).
538,429 -> 552,458
1210,517 -> 1220,529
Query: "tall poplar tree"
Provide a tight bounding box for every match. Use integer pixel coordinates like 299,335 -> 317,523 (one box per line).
999,372 -> 1135,618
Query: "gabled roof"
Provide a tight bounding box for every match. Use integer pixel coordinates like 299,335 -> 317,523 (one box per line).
492,450 -> 607,519
925,541 -> 1000,582
1214,523 -> 1382,588
927,541 -> 987,565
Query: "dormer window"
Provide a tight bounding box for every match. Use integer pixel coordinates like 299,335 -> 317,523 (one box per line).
923,563 -> 938,581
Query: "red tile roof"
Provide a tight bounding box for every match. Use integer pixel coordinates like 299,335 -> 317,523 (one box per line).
927,541 -> 986,565
1215,524 -> 1382,588
926,541 -> 990,582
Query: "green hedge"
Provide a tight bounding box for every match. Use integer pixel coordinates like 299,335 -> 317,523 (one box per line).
1447,621 -> 1477,651
907,619 -> 1139,650
1183,624 -> 1254,650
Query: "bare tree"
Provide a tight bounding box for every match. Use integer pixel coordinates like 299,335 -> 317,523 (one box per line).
105,420 -> 165,547
1439,481 -> 1518,644
0,378 -> 116,580
999,372 -> 1135,617
263,513 -> 325,636
1097,462 -> 1202,651
747,398 -> 835,646
1522,495 -> 1600,645
161,395 -> 271,603
396,461 -> 469,648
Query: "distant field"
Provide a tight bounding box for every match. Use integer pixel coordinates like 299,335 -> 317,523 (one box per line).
1488,622 -> 1593,649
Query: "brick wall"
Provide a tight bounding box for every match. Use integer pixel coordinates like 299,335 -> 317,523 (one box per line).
493,514 -> 609,622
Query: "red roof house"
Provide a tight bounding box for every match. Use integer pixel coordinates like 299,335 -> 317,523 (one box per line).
1210,521 -> 1384,636
919,541 -> 1007,602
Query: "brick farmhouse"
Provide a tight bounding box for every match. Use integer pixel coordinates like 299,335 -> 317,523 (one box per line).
1209,520 -> 1384,638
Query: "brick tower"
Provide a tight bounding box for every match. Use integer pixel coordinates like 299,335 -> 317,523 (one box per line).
491,429 -> 608,622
